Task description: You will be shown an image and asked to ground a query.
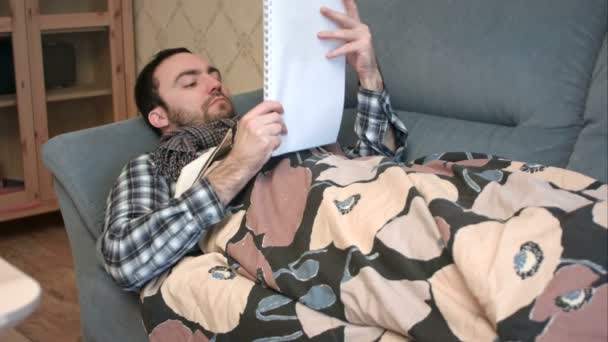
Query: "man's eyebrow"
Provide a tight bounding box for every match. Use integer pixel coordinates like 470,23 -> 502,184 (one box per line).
173,69 -> 202,86
207,66 -> 221,78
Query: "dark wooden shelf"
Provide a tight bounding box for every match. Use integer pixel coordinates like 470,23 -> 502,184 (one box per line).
0,94 -> 17,108
46,84 -> 112,103
40,12 -> 109,32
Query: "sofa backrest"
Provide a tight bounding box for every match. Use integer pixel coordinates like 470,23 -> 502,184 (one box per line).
345,0 -> 607,181
43,0 -> 607,238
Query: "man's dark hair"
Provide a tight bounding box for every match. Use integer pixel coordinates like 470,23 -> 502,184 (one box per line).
135,47 -> 192,135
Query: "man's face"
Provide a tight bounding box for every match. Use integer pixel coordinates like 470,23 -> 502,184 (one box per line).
154,53 -> 234,128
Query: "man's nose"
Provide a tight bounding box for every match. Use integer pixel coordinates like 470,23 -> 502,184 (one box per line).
204,75 -> 222,94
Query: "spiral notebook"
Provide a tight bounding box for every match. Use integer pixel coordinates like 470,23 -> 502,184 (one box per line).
263,0 -> 346,156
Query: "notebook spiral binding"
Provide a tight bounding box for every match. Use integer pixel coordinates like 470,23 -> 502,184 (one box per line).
263,0 -> 271,99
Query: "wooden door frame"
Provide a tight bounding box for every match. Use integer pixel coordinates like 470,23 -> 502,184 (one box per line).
121,0 -> 136,118
24,0 -> 54,201
108,0 -> 127,122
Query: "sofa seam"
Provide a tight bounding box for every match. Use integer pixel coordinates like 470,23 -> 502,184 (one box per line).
566,32 -> 607,167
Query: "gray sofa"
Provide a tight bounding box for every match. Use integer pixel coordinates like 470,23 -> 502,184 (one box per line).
42,0 -> 607,341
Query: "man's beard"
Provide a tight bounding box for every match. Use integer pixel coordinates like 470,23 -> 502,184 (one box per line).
201,92 -> 234,120
168,95 -> 235,127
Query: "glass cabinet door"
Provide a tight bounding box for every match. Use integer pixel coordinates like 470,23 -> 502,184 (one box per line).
0,0 -> 39,217
42,29 -> 115,140
0,0 -> 134,220
26,0 -> 127,201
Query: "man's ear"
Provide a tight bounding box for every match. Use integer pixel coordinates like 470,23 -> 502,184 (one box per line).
148,107 -> 170,130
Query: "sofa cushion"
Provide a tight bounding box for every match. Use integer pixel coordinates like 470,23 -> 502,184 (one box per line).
398,111 -> 580,167
567,37 -> 608,182
350,0 -> 607,123
339,107 -> 581,168
349,0 -> 606,127
343,0 -> 607,181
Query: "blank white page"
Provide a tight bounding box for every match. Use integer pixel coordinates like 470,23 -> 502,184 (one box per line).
264,0 -> 346,156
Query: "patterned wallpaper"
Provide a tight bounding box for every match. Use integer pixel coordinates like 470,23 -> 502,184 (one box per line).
133,0 -> 264,95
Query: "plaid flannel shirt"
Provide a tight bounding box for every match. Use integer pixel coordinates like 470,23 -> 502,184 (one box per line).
350,88 -> 408,159
98,87 -> 408,291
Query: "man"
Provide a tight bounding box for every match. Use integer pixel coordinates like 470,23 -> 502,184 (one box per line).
98,0 -> 408,291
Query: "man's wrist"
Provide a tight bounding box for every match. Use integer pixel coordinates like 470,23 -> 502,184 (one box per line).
221,155 -> 257,182
206,156 -> 255,207
359,70 -> 384,91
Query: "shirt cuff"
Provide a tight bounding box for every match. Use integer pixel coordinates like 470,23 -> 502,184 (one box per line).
182,177 -> 226,227
358,86 -> 387,99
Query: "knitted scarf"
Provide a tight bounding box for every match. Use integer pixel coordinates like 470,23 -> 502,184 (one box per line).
151,118 -> 237,182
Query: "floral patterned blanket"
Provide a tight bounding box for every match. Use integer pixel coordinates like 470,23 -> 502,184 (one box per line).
140,150 -> 607,341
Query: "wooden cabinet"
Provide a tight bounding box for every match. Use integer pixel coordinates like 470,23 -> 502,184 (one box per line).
0,0 -> 135,221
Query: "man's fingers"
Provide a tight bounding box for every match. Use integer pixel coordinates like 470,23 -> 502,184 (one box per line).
342,0 -> 360,21
269,136 -> 282,150
243,112 -> 287,136
245,101 -> 284,119
256,112 -> 284,126
320,6 -> 356,28
326,41 -> 362,58
317,29 -> 357,42
262,123 -> 286,137
259,100 -> 284,114
266,118 -> 287,136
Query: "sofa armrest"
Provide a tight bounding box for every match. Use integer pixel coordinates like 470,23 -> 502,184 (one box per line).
53,180 -> 146,342
41,117 -> 159,237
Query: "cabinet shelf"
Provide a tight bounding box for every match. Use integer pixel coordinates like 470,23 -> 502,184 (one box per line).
40,12 -> 109,32
0,189 -> 27,208
0,185 -> 25,196
0,17 -> 11,33
0,94 -> 17,108
46,84 -> 112,103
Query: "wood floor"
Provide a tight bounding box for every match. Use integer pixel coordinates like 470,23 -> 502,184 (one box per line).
0,212 -> 82,342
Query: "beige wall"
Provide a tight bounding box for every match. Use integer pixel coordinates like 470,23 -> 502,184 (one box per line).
133,0 -> 263,95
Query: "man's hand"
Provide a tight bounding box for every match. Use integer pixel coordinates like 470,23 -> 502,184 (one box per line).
206,101 -> 286,206
317,0 -> 383,91
229,101 -> 287,174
